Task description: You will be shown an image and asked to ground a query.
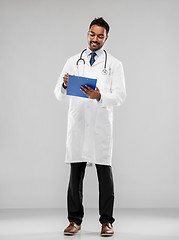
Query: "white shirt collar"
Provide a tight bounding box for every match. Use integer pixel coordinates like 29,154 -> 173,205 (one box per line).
86,47 -> 104,57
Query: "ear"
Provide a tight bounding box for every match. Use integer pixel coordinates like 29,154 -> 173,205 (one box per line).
103,34 -> 108,44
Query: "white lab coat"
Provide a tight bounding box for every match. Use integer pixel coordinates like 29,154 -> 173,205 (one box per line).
54,50 -> 126,166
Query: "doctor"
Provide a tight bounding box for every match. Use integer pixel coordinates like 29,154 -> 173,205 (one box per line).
54,17 -> 126,236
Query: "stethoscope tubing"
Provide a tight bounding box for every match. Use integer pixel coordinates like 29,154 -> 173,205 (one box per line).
76,49 -> 87,66
76,49 -> 107,74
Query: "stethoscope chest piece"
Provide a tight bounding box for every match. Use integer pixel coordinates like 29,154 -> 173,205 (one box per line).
102,68 -> 108,75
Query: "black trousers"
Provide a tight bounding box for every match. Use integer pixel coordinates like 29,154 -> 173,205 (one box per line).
67,162 -> 115,225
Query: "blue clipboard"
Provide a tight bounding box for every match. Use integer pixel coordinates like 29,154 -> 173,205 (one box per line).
67,75 -> 97,98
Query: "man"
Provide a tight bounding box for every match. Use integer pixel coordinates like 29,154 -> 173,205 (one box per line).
54,17 -> 126,236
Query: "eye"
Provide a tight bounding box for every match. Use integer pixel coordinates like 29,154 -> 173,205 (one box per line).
98,36 -> 104,39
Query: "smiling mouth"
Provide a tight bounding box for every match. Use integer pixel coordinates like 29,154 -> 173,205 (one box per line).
91,41 -> 99,47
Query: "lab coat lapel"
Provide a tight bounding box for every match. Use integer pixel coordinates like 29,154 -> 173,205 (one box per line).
83,53 -> 90,67
92,51 -> 105,67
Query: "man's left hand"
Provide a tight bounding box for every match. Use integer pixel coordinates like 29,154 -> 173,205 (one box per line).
80,85 -> 101,101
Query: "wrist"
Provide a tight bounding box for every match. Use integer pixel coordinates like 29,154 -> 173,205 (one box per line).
97,93 -> 101,101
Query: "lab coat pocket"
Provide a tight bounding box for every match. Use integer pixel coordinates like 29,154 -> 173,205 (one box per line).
98,73 -> 111,93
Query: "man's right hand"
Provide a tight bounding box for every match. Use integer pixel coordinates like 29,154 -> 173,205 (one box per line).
63,73 -> 69,89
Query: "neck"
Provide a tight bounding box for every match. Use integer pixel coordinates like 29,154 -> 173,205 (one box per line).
89,48 -> 96,52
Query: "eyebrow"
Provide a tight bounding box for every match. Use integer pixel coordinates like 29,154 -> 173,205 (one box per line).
90,31 -> 104,36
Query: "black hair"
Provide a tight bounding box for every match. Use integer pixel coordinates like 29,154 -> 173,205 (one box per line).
89,17 -> 110,34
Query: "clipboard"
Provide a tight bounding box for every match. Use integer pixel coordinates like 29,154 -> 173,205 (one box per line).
67,75 -> 97,98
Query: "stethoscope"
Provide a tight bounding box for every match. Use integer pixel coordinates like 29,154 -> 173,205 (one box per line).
76,49 -> 108,75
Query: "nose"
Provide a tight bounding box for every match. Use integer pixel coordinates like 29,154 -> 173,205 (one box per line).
93,35 -> 98,42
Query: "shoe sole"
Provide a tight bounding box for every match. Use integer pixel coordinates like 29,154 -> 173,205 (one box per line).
101,233 -> 114,237
64,230 -> 80,235
64,232 -> 74,235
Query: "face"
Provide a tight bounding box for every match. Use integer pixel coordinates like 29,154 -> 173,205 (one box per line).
87,25 -> 108,52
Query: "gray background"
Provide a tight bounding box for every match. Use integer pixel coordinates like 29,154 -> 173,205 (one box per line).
0,0 -> 179,209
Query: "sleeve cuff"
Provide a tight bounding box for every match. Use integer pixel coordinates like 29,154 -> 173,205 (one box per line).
96,94 -> 103,103
61,85 -> 67,94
